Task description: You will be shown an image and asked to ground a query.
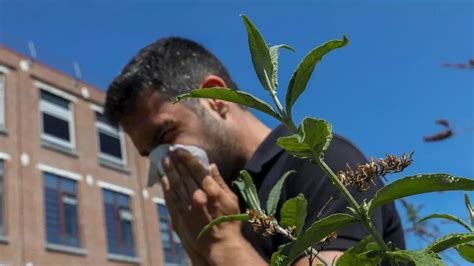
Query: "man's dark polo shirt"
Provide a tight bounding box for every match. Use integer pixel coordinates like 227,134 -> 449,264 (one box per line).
239,124 -> 405,262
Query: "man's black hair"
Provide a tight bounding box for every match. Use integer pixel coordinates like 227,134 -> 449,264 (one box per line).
105,37 -> 239,125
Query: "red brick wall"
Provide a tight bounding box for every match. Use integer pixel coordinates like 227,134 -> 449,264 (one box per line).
0,46 -> 167,266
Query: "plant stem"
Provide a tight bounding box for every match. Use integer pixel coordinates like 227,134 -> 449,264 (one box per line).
269,88 -> 285,116
276,225 -> 330,266
316,159 -> 392,255
284,117 -> 298,133
274,101 -> 393,264
316,160 -> 361,216
263,68 -> 298,132
268,87 -> 298,132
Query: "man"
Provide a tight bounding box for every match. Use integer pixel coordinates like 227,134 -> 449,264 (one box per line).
105,37 -> 405,265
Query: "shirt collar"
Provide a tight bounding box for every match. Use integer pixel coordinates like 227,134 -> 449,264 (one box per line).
244,123 -> 292,173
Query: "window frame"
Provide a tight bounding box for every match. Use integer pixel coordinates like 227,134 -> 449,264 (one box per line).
155,199 -> 187,266
102,188 -> 136,257
0,153 -> 11,239
0,160 -> 4,236
37,81 -> 76,151
43,171 -> 82,248
0,65 -> 10,131
95,114 -> 127,166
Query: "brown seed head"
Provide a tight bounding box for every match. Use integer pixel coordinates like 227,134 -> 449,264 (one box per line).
337,152 -> 414,192
316,232 -> 338,251
246,209 -> 278,236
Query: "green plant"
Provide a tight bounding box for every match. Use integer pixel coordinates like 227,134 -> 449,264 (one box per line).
174,15 -> 474,265
413,193 -> 474,263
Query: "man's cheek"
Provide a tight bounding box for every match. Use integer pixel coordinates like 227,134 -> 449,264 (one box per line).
173,134 -> 204,148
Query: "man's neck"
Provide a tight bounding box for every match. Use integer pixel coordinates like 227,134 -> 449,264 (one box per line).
238,114 -> 272,165
226,111 -> 272,184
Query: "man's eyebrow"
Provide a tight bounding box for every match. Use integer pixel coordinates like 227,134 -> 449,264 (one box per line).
140,150 -> 150,157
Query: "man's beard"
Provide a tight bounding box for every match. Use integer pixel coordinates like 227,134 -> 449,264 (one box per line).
199,113 -> 244,185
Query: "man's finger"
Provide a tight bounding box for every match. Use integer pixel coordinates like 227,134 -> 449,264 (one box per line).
163,156 -> 189,206
169,152 -> 201,195
172,150 -> 225,201
173,150 -> 221,198
160,172 -> 181,209
160,174 -> 171,191
170,152 -> 209,206
171,149 -> 209,184
162,191 -> 184,238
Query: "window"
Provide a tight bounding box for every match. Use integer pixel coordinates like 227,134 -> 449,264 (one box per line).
157,203 -> 187,266
103,189 -> 135,257
44,172 -> 80,247
0,160 -> 4,236
0,72 -> 5,130
40,90 -> 75,150
96,112 -> 126,166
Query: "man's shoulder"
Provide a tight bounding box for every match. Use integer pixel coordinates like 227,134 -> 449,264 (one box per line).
273,133 -> 369,175
258,133 -> 373,200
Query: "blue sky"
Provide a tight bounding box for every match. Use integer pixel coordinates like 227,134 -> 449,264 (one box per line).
1,0 -> 473,261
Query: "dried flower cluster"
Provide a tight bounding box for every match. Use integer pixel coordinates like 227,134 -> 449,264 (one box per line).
247,209 -> 278,236
337,152 -> 414,192
285,225 -> 297,236
317,231 -> 337,251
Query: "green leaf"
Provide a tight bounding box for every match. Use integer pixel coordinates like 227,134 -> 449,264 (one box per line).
455,241 -> 474,263
198,213 -> 249,239
279,194 -> 307,236
241,14 -> 275,92
387,250 -> 445,266
269,44 -> 295,88
425,233 -> 474,253
336,235 -> 382,266
417,213 -> 473,232
175,87 -> 281,121
283,213 -> 358,264
368,174 -> 474,214
276,117 -> 333,160
233,170 -> 262,212
465,193 -> 474,226
267,170 -> 296,217
285,36 -> 348,118
270,243 -> 292,266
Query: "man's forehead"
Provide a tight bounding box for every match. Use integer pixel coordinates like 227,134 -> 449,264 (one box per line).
120,89 -> 156,126
121,89 -> 191,132
125,89 -> 168,117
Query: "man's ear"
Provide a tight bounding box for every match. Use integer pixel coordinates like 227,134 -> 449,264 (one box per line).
200,75 -> 227,89
200,75 -> 229,119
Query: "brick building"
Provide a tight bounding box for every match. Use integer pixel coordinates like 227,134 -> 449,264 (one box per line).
0,45 -> 186,266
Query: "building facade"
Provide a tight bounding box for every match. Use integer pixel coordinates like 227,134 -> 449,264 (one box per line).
0,45 -> 186,266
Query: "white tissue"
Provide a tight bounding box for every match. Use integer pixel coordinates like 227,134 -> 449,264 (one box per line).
147,144 -> 210,187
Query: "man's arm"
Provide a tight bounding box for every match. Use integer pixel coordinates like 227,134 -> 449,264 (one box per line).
161,149 -> 267,265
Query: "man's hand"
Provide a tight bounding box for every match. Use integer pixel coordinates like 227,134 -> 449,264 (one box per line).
160,149 -> 263,265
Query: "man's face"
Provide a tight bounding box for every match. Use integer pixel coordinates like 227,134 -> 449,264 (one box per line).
121,89 -> 241,182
